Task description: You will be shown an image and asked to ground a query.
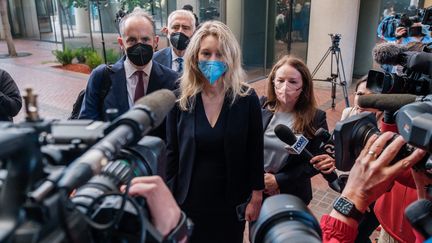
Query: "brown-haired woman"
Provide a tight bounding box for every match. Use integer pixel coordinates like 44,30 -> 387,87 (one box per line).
261,55 -> 335,204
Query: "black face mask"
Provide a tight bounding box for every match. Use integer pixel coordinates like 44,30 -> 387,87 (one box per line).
126,43 -> 153,66
169,32 -> 190,51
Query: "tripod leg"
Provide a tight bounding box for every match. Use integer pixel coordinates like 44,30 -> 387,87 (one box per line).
312,48 -> 332,77
335,50 -> 350,107
331,78 -> 337,109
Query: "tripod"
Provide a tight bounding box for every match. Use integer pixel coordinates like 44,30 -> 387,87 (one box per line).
312,34 -> 350,109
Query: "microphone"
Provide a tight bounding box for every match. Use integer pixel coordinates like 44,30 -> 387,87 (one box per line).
405,199 -> 432,239
358,93 -> 432,111
372,42 -> 408,66
274,124 -> 341,193
58,89 -> 176,192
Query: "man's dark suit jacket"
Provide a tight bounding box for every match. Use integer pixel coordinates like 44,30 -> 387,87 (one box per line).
0,69 -> 22,121
261,105 -> 327,205
153,47 -> 173,71
166,90 -> 265,206
79,57 -> 178,139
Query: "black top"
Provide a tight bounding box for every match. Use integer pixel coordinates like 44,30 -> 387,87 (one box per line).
0,69 -> 22,121
166,89 -> 264,206
182,94 -> 228,211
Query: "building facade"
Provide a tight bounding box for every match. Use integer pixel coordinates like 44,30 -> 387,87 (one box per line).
1,0 -> 428,84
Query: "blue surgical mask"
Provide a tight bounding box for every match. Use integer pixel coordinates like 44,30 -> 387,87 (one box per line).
198,60 -> 227,85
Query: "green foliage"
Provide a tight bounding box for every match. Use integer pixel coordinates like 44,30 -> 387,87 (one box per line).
74,47 -> 93,63
52,48 -> 74,65
86,51 -> 103,70
106,49 -> 121,64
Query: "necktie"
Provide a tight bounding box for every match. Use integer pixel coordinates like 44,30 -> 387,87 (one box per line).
177,57 -> 183,73
134,70 -> 145,102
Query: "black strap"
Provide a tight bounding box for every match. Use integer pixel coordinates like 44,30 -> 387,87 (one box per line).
98,65 -> 113,120
163,211 -> 191,243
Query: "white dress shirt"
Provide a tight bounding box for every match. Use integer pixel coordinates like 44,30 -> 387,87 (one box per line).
124,58 -> 152,108
171,48 -> 182,72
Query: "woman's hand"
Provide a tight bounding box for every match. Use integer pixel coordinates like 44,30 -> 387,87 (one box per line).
329,133 -> 426,227
245,190 -> 263,222
264,173 -> 279,195
310,154 -> 336,174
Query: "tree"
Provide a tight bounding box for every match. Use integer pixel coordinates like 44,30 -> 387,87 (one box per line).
0,0 -> 17,57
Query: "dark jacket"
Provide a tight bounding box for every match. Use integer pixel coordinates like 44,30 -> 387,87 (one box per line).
166,90 -> 265,206
0,69 -> 22,121
261,105 -> 327,204
153,47 -> 173,71
79,57 -> 178,139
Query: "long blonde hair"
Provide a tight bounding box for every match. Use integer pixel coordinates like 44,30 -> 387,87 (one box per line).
265,55 -> 318,137
178,20 -> 250,111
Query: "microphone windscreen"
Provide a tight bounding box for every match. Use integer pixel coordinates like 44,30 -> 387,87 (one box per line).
274,124 -> 297,146
358,94 -> 417,111
405,199 -> 432,237
372,42 -> 407,65
134,89 -> 176,127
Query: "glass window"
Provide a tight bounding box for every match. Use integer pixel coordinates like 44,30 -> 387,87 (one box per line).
272,0 -> 311,64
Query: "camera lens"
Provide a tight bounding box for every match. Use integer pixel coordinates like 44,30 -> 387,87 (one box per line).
250,194 -> 321,243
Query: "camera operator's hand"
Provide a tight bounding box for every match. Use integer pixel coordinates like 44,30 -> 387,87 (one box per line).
310,154 -> 336,174
395,26 -> 407,39
123,176 -> 181,237
330,132 -> 426,226
245,190 -> 263,222
264,173 -> 279,195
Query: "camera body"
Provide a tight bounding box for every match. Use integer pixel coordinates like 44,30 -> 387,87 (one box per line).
0,119 -> 167,242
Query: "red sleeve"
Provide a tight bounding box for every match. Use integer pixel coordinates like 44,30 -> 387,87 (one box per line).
321,215 -> 358,243
379,119 -> 398,132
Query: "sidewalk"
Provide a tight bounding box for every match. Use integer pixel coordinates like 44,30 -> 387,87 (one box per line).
0,40 -> 88,121
0,39 -> 356,226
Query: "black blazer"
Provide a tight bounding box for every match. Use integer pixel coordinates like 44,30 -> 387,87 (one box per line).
79,57 -> 178,139
166,90 -> 265,205
261,105 -> 328,204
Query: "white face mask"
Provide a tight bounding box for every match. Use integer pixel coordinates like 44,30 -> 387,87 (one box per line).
274,81 -> 303,106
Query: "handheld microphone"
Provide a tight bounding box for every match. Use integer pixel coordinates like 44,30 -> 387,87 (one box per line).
58,89 -> 176,192
274,124 -> 341,193
405,199 -> 432,239
358,93 -> 432,111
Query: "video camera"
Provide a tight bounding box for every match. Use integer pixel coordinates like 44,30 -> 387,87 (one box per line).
332,104 -> 431,172
329,33 -> 341,48
0,89 -> 176,242
368,44 -> 432,95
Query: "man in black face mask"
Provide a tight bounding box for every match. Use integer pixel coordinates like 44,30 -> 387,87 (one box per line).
153,9 -> 196,73
79,9 -> 178,140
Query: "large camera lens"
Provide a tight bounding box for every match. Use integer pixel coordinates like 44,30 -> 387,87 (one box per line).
250,194 -> 321,243
333,112 -> 420,171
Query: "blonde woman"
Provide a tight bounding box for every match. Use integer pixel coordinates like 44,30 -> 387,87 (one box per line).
165,21 -> 263,242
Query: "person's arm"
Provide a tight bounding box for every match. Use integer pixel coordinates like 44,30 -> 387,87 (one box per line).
321,132 -> 427,242
0,70 -> 22,118
165,103 -> 180,191
245,91 -> 264,222
79,65 -> 106,120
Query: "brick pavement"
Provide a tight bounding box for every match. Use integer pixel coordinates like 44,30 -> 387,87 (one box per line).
1,39 -> 373,237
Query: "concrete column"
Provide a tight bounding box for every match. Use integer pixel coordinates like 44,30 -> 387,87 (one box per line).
307,0 -> 361,87
353,0 -> 381,77
75,7 -> 90,33
226,0 -> 242,43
